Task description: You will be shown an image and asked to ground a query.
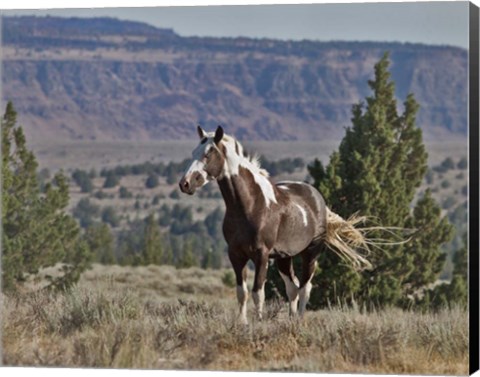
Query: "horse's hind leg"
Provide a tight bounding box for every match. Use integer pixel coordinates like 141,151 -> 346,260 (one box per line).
299,245 -> 323,317
228,248 -> 249,325
276,257 -> 300,317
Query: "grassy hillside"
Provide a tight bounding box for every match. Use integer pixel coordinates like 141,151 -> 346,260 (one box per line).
2,264 -> 468,373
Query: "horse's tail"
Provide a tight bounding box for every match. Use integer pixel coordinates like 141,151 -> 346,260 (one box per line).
324,207 -> 373,270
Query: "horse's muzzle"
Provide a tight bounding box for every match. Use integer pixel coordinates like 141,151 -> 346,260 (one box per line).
179,176 -> 195,195
179,172 -> 206,195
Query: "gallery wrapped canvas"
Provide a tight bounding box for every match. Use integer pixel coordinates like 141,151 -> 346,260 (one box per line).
1,0 -> 478,375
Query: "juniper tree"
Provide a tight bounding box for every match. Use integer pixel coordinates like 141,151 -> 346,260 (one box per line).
176,237 -> 198,269
85,223 -> 116,264
142,214 -> 163,265
422,232 -> 468,310
2,102 -> 92,291
304,53 -> 454,308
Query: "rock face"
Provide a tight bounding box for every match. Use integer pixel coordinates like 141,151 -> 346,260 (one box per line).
1,16 -> 468,142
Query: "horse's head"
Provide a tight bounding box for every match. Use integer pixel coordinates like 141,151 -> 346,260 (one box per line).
179,125 -> 226,195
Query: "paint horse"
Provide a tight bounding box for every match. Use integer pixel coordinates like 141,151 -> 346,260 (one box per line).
179,126 -> 371,324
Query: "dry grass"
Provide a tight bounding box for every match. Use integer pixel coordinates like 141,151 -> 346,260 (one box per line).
2,264 -> 468,374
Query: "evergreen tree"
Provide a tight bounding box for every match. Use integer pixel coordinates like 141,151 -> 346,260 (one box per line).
162,240 -> 174,265
72,169 -> 93,193
448,232 -> 468,307
103,171 -> 120,188
145,173 -> 159,189
420,232 -> 468,310
101,206 -> 120,227
304,53 -> 453,308
457,157 -> 468,170
176,238 -> 198,269
142,214 -> 163,265
73,197 -> 100,228
201,249 -> 214,269
85,223 -> 116,264
210,246 -> 225,269
2,102 -> 92,290
119,186 -> 133,199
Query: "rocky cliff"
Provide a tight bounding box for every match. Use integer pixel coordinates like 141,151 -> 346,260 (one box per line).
1,16 -> 468,142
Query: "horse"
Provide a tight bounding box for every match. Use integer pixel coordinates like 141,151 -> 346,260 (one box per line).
179,125 -> 371,324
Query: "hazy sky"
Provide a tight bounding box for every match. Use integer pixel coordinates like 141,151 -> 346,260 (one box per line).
2,1 -> 471,49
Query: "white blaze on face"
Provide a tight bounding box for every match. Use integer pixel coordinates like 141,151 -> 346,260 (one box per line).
295,203 -> 308,226
183,139 -> 214,186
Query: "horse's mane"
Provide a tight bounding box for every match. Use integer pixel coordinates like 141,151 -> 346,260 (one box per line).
222,134 -> 270,178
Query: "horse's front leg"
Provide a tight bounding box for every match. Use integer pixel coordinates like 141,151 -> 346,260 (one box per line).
252,248 -> 269,321
228,248 -> 249,325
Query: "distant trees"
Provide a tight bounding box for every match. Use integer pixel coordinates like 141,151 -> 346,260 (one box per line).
99,155 -> 306,183
85,223 -> 116,264
142,214 -> 163,265
145,173 -> 159,189
259,156 -> 305,176
72,169 -> 93,193
119,186 -> 133,199
176,238 -> 199,269
457,157 -> 467,170
2,102 -> 92,290
73,198 -> 100,228
101,206 -> 120,227
433,157 -> 458,174
267,54 -> 454,309
103,171 -> 120,188
114,203 -> 226,269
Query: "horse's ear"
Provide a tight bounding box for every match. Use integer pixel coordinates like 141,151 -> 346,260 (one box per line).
197,125 -> 207,139
214,126 -> 224,145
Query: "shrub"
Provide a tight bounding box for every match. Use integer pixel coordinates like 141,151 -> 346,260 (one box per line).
440,157 -> 455,171
457,157 -> 467,170
145,173 -> 159,189
101,207 -> 120,227
103,172 -> 120,188
119,186 -> 133,199
73,198 -> 100,228
169,190 -> 180,199
442,196 -> 456,210
221,270 -> 236,288
93,190 -> 108,200
72,169 -> 94,193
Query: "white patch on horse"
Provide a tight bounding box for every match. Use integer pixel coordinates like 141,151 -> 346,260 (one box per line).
278,185 -> 289,190
299,264 -> 316,317
295,203 -> 308,226
277,180 -> 308,186
221,135 -> 277,208
252,283 -> 265,320
236,280 -> 248,325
